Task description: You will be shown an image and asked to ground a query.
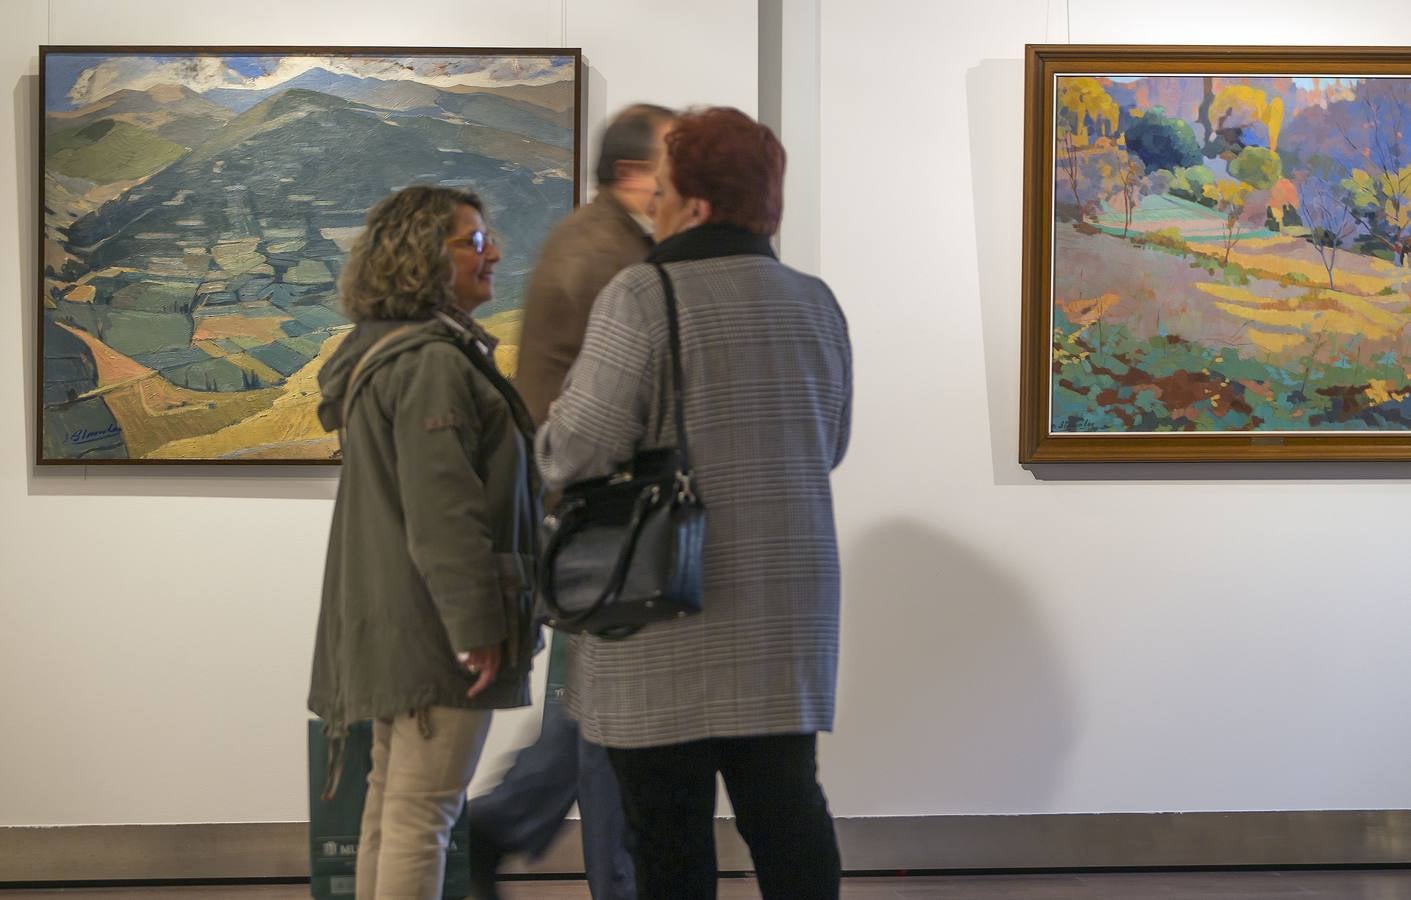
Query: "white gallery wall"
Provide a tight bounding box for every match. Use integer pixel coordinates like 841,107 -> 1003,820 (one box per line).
4,0 -> 1411,835
818,0 -> 1411,816
0,0 -> 755,826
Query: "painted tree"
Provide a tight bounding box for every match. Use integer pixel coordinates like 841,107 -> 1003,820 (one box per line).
1057,78 -> 1119,222
1334,80 -> 1411,265
1197,76 -> 1216,146
1208,84 -> 1284,156
1268,177 -> 1299,229
1298,161 -> 1357,290
1099,139 -> 1147,238
1058,129 -> 1085,217
1169,164 -> 1216,205
1229,146 -> 1283,190
1343,165 -> 1411,265
1058,77 -> 1120,147
1123,107 -> 1202,171
1204,178 -> 1253,266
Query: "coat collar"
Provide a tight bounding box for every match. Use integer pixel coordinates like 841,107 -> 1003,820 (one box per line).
592,188 -> 654,247
648,223 -> 777,265
435,305 -> 499,353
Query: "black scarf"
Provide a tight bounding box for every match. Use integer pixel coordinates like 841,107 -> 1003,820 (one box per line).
647,223 -> 777,265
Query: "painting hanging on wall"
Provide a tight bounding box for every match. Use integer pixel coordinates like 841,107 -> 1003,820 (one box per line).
1021,45 -> 1411,462
38,46 -> 580,464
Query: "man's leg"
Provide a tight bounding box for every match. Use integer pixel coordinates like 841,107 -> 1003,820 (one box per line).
578,735 -> 636,899
467,699 -> 583,855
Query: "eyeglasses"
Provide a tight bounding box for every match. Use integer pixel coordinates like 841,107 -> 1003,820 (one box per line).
448,230 -> 496,254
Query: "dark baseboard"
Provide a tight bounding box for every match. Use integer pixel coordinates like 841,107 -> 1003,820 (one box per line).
3,811 -> 1409,883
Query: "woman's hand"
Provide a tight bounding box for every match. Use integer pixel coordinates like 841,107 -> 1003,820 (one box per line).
456,644 -> 502,699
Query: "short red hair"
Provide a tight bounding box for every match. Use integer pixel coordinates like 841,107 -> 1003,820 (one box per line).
664,107 -> 785,236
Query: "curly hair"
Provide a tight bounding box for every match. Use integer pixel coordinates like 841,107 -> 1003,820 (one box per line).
665,107 -> 785,236
338,185 -> 483,321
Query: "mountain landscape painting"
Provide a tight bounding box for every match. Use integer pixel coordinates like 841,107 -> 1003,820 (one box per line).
1043,68 -> 1411,442
38,48 -> 577,463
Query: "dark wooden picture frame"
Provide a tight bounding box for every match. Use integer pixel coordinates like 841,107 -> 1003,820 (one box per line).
38,45 -> 582,466
1021,44 -> 1411,463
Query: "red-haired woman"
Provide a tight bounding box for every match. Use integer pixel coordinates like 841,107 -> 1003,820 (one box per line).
537,107 -> 853,899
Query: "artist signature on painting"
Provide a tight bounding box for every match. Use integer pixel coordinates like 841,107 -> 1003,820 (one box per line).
65,423 -> 122,446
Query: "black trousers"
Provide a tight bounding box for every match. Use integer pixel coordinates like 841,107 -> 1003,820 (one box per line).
608,733 -> 840,900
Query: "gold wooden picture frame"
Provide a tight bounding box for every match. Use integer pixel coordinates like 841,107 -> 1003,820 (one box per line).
1022,44 -> 1411,462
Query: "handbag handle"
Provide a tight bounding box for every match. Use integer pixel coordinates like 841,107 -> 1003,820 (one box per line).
654,263 -> 696,501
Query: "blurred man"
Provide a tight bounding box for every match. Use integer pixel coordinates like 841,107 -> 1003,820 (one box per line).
466,103 -> 676,900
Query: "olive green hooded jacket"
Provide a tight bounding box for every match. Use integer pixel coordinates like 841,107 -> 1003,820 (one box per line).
309,312 -> 539,739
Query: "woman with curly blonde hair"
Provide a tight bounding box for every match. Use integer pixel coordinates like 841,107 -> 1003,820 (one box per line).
310,184 -> 541,899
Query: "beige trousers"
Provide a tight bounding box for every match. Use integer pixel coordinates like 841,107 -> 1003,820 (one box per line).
356,706 -> 493,900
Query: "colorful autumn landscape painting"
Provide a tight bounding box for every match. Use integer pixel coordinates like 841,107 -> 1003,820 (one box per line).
40,50 -> 575,462
1050,74 -> 1411,434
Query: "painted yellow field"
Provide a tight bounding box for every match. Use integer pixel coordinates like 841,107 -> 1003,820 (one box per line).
102,376 -> 282,459
1192,282 -> 1265,306
192,314 -> 291,342
62,301 -> 525,460
1247,329 -> 1306,353
286,259 -> 332,284
493,344 -> 519,376
1328,291 -> 1408,332
480,308 -> 522,342
1197,282 -> 1409,342
480,309 -> 523,378
194,339 -> 228,357
191,341 -> 284,383
146,331 -> 349,460
58,324 -> 282,457
234,355 -> 286,384
1212,301 -> 1318,330
1057,292 -> 1121,326
320,227 -> 362,252
211,239 -> 264,274
80,265 -> 141,281
1195,236 -> 1411,296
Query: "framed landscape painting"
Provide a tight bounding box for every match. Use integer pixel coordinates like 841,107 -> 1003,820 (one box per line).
1021,45 -> 1411,462
38,46 -> 579,464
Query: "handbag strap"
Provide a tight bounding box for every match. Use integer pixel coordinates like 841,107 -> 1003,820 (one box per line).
653,263 -> 695,500
339,323 -> 420,445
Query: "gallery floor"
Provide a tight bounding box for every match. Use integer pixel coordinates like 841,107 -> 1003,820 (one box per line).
5,869 -> 1411,898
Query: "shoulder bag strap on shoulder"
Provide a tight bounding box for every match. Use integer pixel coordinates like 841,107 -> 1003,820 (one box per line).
339,323 -> 420,443
652,263 -> 692,490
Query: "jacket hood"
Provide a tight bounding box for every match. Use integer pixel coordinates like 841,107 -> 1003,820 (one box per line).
317,319 -> 450,432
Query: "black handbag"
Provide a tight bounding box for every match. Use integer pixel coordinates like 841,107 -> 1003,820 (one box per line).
536,263 -> 706,639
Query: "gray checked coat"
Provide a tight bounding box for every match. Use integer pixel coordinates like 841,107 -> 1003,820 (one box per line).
536,224 -> 853,749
